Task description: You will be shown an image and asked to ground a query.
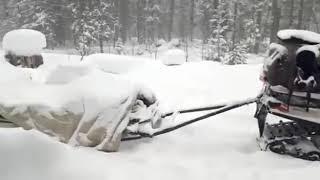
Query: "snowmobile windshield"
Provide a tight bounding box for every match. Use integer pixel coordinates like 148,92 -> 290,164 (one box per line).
296,49 -> 319,80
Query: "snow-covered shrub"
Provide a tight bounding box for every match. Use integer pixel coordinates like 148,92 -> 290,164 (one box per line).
157,39 -> 167,47
2,29 -> 46,68
204,37 -> 229,62
161,49 -> 186,65
224,43 -> 248,65
169,39 -> 181,48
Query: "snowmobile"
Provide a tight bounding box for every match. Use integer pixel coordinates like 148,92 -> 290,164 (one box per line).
255,29 -> 320,161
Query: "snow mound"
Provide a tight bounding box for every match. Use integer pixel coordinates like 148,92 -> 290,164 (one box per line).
161,49 -> 186,65
45,65 -> 92,84
83,53 -> 162,74
0,64 -> 160,152
2,29 -> 47,56
277,29 -> 320,44
296,45 -> 320,57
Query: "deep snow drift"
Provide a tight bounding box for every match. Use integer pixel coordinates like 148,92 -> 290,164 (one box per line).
0,52 -> 319,180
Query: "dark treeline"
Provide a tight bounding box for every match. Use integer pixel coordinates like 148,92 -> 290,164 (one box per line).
0,0 -> 319,63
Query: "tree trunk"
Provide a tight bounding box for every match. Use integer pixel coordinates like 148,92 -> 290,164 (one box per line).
304,0 -> 315,29
262,3 -> 271,40
99,37 -> 104,53
288,0 -> 294,28
190,0 -> 195,41
231,2 -> 238,50
137,0 -> 146,44
254,1 -> 263,54
168,0 -> 175,41
312,5 -> 320,32
113,0 -> 120,47
270,0 -> 281,43
119,0 -> 129,43
297,0 -> 304,29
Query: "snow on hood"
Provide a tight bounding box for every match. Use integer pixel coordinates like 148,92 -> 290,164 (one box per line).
277,29 -> 320,44
2,29 -> 47,56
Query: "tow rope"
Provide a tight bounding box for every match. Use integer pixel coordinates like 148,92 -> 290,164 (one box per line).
122,96 -> 260,141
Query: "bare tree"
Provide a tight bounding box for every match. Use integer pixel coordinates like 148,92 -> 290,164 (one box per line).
297,0 -> 304,29
270,0 -> 281,43
231,1 -> 238,50
288,0 -> 294,28
190,0 -> 195,41
168,0 -> 175,41
119,0 -> 129,43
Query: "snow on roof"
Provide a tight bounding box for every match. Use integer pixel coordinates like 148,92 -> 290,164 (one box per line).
277,29 -> 320,44
2,29 -> 47,56
296,45 -> 320,57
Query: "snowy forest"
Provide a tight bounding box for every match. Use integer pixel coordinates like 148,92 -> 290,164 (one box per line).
0,0 -> 320,64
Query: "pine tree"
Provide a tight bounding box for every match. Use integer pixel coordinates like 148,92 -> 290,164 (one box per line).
145,0 -> 161,43
71,0 -> 115,56
15,0 -> 59,48
208,0 -> 232,62
242,0 -> 263,53
71,1 -> 96,57
225,42 -> 247,65
91,0 -> 115,53
199,0 -> 216,43
136,0 -> 147,44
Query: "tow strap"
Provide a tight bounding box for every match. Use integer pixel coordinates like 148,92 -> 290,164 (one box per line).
122,96 -> 259,141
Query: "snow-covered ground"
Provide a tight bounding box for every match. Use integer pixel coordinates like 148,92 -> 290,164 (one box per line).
0,52 -> 319,180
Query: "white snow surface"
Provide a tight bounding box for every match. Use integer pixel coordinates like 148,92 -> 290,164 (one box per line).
277,29 -> 320,44
83,53 -> 163,74
1,52 -> 320,180
2,29 -> 46,56
160,48 -> 186,65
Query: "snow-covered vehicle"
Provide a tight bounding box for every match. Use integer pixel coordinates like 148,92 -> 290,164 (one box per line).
3,29 -> 45,68
255,29 -> 320,161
